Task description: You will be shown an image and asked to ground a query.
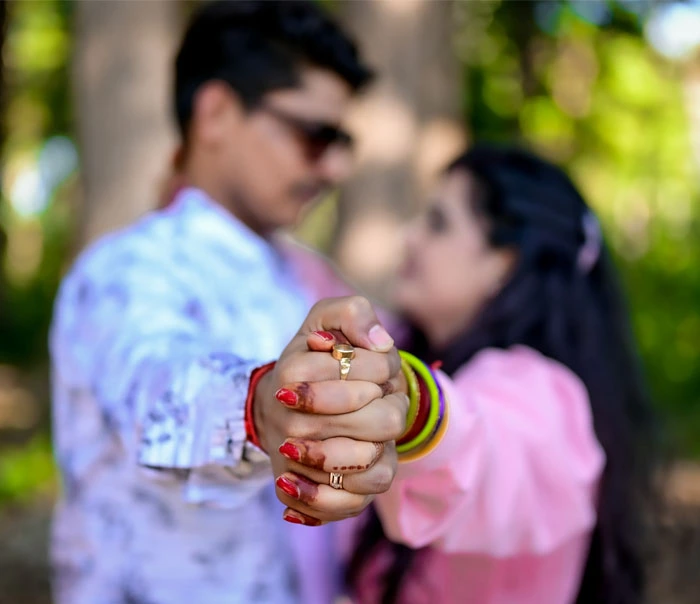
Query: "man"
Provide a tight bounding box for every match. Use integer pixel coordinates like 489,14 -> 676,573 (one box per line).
50,2 -> 405,603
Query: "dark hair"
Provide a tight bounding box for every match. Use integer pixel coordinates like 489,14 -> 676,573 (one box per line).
348,144 -> 659,604
173,0 -> 372,135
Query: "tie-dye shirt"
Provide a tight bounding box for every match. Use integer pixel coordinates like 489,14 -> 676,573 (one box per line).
50,188 -> 345,604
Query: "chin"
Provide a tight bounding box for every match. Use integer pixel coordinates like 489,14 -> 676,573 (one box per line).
391,284 -> 420,320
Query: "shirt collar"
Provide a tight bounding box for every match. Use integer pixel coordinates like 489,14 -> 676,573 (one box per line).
166,187 -> 286,269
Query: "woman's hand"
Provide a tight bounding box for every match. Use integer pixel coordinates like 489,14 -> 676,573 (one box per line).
252,296 -> 408,523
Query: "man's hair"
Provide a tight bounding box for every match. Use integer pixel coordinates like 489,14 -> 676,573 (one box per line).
174,0 -> 373,135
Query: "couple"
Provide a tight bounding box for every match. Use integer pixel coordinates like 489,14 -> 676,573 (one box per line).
50,2 -> 656,604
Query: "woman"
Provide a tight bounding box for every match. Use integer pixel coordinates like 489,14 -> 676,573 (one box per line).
335,145 -> 658,603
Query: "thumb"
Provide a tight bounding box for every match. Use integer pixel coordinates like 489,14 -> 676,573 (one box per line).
302,297 -> 394,353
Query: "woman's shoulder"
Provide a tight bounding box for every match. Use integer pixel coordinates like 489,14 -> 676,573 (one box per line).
453,345 -> 590,411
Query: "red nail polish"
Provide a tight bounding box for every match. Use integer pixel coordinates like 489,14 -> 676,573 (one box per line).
276,476 -> 300,499
275,388 -> 298,407
283,512 -> 304,525
313,331 -> 334,342
278,442 -> 301,462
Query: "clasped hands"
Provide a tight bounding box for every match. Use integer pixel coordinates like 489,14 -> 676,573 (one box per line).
253,296 -> 408,526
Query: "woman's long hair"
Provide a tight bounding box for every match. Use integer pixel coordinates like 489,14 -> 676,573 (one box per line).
347,144 -> 659,604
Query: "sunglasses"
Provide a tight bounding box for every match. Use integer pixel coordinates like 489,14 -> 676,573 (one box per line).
259,103 -> 354,162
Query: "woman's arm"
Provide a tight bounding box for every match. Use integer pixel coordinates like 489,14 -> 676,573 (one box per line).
375,346 -> 605,556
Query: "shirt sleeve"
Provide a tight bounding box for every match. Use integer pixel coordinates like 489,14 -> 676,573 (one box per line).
50,241 -> 273,507
375,346 -> 606,556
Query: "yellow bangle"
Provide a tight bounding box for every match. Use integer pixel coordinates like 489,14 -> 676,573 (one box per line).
398,395 -> 450,463
399,357 -> 419,438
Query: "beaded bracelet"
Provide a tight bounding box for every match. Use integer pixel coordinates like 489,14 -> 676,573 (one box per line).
244,361 -> 276,450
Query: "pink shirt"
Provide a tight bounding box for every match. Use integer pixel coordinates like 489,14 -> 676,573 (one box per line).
350,347 -> 605,603
290,250 -> 606,604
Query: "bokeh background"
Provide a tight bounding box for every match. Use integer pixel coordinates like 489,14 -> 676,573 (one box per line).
1,1 -> 700,602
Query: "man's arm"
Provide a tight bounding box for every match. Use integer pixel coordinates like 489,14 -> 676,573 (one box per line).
51,250 -> 273,507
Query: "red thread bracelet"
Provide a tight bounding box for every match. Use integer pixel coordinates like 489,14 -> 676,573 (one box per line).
244,361 -> 276,450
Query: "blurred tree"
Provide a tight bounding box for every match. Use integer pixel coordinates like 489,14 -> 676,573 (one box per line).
326,0 -> 466,299
72,0 -> 183,245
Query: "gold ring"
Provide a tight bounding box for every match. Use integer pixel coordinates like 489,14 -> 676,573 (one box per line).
332,343 -> 355,381
329,472 -> 344,490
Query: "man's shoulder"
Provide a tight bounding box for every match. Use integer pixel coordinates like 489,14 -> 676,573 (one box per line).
69,211 -> 176,283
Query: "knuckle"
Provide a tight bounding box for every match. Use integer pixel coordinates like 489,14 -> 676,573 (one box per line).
376,358 -> 392,384
286,415 -> 321,440
348,494 -> 372,516
356,383 -> 381,410
382,403 -> 405,439
370,464 -> 395,494
276,362 -> 297,387
345,296 -> 370,320
391,400 -> 407,435
310,299 -> 327,315
397,392 -> 410,416
368,441 -> 386,466
388,350 -> 401,377
341,506 -> 364,520
285,414 -> 307,439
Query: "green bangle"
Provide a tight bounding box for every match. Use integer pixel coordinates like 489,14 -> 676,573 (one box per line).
400,357 -> 420,437
396,351 -> 440,454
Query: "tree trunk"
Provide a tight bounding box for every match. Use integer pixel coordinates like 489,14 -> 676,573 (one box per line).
334,0 -> 466,299
72,0 -> 183,247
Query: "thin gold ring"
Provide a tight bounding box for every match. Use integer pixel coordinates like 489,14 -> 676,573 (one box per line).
329,472 -> 344,490
331,343 -> 355,381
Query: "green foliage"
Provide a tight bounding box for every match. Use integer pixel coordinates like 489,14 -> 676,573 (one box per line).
0,0 -> 73,506
461,0 -> 700,453
0,436 -> 56,504
1,0 -> 74,367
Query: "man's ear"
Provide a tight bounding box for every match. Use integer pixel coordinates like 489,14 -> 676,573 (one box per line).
190,81 -> 244,146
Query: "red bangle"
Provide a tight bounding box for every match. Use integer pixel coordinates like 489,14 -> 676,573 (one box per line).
244,362 -> 276,450
397,373 -> 431,446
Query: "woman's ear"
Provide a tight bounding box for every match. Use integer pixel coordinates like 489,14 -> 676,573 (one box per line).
488,247 -> 518,296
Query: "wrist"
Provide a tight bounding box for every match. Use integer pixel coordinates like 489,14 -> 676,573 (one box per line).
245,362 -> 276,451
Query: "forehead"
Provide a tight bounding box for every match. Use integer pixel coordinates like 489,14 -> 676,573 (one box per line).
433,169 -> 488,226
436,170 -> 472,208
265,67 -> 354,122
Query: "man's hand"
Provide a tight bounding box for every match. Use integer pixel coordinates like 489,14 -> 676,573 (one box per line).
252,296 -> 407,524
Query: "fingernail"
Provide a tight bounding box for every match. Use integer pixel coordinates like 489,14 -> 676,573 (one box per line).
312,330 -> 335,342
276,476 -> 300,499
283,511 -> 305,525
369,324 -> 393,350
278,442 -> 301,462
275,388 -> 298,407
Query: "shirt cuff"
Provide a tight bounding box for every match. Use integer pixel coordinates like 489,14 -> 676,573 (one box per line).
137,353 -> 270,471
